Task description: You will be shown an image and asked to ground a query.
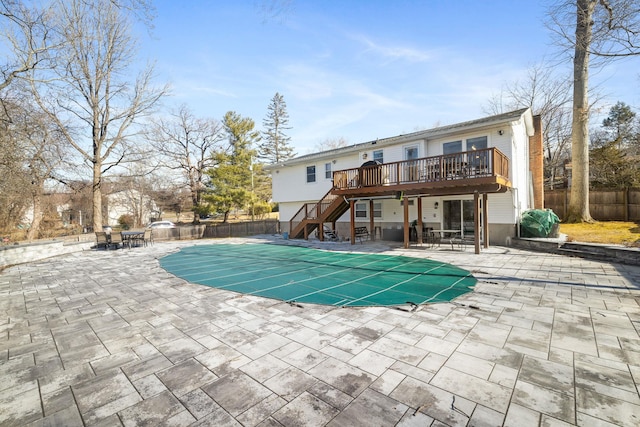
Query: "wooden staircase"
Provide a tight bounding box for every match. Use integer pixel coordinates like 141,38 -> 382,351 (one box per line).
289,189 -> 349,239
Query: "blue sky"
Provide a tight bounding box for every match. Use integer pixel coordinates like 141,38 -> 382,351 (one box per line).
140,0 -> 640,154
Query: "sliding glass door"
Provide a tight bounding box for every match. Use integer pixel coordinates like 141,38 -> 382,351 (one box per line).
443,199 -> 481,238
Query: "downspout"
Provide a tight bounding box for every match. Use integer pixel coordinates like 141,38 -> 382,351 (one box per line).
512,187 -> 521,238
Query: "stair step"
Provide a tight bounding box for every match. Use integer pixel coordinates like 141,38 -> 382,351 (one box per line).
557,247 -> 612,261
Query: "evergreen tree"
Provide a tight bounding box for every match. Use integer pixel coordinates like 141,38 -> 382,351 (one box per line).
205,111 -> 260,223
259,92 -> 295,163
590,143 -> 640,188
590,101 -> 640,188
601,101 -> 638,150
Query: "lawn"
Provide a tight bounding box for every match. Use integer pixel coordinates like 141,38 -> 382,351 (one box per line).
559,221 -> 640,247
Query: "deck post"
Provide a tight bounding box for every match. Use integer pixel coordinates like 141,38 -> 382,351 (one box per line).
403,196 -> 410,249
369,200 -> 375,241
350,199 -> 356,245
483,193 -> 489,249
417,197 -> 423,244
474,191 -> 481,254
319,222 -> 324,241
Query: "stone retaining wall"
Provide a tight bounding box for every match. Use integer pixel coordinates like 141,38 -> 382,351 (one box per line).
0,239 -> 94,269
510,237 -> 640,266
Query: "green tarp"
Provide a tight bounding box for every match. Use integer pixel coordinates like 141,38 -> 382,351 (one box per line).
521,209 -> 560,238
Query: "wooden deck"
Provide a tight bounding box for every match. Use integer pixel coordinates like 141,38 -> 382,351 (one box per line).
289,147 -> 511,244
332,147 -> 511,197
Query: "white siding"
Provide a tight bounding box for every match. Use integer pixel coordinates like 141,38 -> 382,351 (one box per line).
509,119 -> 531,218
384,145 -> 404,163
271,109 -> 534,241
488,191 -> 516,224
272,152 -> 360,204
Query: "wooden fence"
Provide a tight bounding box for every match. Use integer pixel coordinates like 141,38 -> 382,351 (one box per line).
545,188 -> 640,221
202,219 -> 280,238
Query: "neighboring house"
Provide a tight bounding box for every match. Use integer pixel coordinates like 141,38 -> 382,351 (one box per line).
267,108 -> 543,252
105,189 -> 158,227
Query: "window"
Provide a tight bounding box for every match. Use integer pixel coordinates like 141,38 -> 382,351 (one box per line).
325,162 -> 332,179
443,140 -> 462,154
306,165 -> 316,183
404,146 -> 419,160
467,136 -> 488,171
373,202 -> 382,218
466,136 -> 487,151
373,150 -> 383,163
355,202 -> 381,218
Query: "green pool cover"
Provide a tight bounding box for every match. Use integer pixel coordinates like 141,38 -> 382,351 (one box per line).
159,243 -> 476,307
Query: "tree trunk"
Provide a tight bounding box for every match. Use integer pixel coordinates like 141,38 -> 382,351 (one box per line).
566,0 -> 595,223
27,185 -> 43,241
93,160 -> 104,231
191,191 -> 200,224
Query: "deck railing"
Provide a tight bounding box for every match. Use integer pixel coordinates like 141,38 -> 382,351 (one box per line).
289,189 -> 341,235
332,147 -> 509,190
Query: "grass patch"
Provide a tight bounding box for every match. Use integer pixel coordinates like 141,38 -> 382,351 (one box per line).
559,221 -> 640,247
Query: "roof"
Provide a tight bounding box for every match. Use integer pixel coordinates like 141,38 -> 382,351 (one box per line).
265,107 -> 532,169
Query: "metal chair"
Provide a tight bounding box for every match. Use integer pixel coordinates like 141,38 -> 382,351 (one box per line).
95,232 -> 109,250
109,231 -> 123,249
142,229 -> 153,247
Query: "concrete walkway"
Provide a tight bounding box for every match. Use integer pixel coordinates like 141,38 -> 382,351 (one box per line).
1,236 -> 640,426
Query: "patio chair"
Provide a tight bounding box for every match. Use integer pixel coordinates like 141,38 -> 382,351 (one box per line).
95,231 -> 109,250
427,230 -> 441,247
142,229 -> 153,247
323,225 -> 339,241
109,231 -> 123,249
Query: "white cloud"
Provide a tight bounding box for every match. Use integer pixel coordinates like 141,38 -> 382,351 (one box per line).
351,33 -> 433,63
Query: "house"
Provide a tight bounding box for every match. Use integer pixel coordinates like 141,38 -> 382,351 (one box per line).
267,108 -> 543,253
105,189 -> 159,227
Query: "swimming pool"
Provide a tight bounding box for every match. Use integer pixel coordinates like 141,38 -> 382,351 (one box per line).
159,243 -> 476,307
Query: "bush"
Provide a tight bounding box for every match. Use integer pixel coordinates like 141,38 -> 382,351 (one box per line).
118,214 -> 134,230
253,201 -> 272,219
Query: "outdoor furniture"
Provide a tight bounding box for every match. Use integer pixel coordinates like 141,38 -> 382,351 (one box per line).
429,229 -> 462,250
142,229 -> 153,247
422,227 -> 435,245
109,231 -> 123,249
354,226 -> 369,243
95,231 -> 109,250
121,231 -> 144,248
323,225 -> 338,241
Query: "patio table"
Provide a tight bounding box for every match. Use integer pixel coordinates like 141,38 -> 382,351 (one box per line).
429,229 -> 462,249
121,231 -> 144,248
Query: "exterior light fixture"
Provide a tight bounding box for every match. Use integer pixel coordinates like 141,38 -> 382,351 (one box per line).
434,202 -> 439,209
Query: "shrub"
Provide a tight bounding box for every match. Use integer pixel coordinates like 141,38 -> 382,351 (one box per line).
118,214 -> 134,230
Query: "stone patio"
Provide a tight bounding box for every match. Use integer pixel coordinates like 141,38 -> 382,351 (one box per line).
1,236 -> 640,426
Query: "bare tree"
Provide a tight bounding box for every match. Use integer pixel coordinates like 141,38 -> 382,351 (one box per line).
0,79 -> 73,239
256,0 -> 294,23
485,62 -> 574,189
313,136 -> 349,153
27,0 -> 168,232
148,105 -> 224,223
0,0 -> 56,92
548,0 -> 640,222
109,163 -> 162,227
0,98 -> 31,238
2,95 -> 67,240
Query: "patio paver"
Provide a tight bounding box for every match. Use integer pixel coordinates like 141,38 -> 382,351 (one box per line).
1,236 -> 640,426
